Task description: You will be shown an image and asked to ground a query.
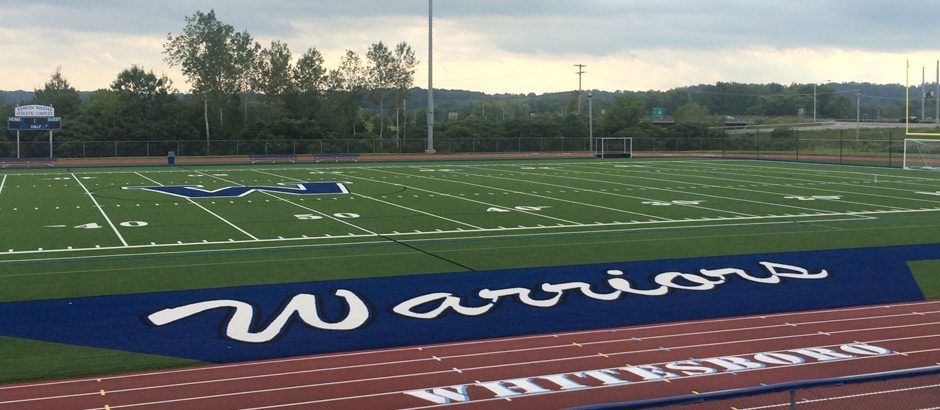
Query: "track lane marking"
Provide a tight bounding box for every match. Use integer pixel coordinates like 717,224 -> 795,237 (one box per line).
6,301 -> 940,393
12,323 -> 939,406
87,342 -> 940,410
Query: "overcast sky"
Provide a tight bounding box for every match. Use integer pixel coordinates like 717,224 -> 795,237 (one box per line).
1,0 -> 938,94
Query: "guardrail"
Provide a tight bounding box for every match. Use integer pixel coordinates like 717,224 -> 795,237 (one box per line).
571,365 -> 940,410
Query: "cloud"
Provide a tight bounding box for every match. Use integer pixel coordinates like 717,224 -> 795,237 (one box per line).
0,0 -> 937,92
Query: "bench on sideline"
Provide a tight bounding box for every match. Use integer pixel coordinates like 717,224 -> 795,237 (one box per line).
0,157 -> 57,168
249,154 -> 296,164
314,153 -> 360,163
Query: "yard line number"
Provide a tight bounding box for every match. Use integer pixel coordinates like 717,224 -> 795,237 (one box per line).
295,213 -> 360,220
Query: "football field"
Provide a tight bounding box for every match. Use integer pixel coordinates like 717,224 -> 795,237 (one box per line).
2,157 -> 940,383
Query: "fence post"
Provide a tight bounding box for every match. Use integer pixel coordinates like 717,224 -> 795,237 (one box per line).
114,141 -> 118,157
293,140 -> 297,155
840,129 -> 844,164
756,133 -> 760,159
796,130 -> 800,162
888,130 -> 893,167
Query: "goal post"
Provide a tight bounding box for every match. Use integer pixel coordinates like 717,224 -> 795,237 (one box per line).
594,137 -> 633,158
902,138 -> 940,170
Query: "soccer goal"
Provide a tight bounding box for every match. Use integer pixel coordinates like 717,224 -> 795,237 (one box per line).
594,137 -> 633,158
903,138 -> 940,170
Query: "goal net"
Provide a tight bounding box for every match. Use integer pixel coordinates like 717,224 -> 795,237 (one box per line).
903,138 -> 940,170
594,137 -> 633,158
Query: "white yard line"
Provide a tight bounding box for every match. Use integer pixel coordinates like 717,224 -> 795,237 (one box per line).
453,167 -> 757,217
70,173 -> 128,247
560,163 -> 880,217
253,170 -> 484,230
670,161 -> 940,199
192,170 -> 378,236
134,172 -> 260,241
659,161 -> 940,205
369,168 -> 642,223
338,171 -> 586,226
0,174 -> 7,197
1,210 -> 937,258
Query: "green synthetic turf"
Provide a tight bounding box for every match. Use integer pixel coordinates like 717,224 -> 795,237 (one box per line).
2,157 -> 939,384
909,260 -> 940,300
0,336 -> 203,385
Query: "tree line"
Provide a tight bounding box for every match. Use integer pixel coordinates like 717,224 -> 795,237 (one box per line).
4,9 -> 899,156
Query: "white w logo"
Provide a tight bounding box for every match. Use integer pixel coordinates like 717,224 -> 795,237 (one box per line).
146,290 -> 370,343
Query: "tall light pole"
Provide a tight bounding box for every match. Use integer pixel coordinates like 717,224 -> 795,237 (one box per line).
813,83 -> 817,123
426,0 -> 435,153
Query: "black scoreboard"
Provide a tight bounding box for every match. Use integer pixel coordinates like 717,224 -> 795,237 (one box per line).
7,117 -> 62,130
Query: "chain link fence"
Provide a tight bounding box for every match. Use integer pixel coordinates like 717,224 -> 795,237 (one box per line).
0,127 -> 926,168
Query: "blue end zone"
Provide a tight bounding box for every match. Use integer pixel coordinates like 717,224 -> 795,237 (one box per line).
0,244 -> 930,363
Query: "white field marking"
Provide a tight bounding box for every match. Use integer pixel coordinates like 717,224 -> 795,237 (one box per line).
661,161 -> 940,205
692,158 -> 940,184
457,167 -> 757,218
76,335 -> 940,410
0,209 -> 935,258
580,162 -> 910,211
134,172 -> 259,241
523,164 -> 868,217
70,173 -> 128,247
0,174 -> 6,197
645,166 -> 914,211
400,346 -> 940,410
1,249 -> 422,279
254,170 -> 484,230
680,160 -> 940,189
338,170 -> 585,226
559,163 -> 882,217
10,300 -> 940,392
192,170 -> 378,236
369,167 -> 648,223
742,383 -> 940,410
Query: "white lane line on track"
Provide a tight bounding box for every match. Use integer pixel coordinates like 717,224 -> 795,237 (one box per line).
6,301 -> 940,392
741,382 -> 940,410
85,342 -> 940,410
10,321 -> 940,406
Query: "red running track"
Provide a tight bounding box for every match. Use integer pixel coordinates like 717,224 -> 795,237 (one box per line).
2,301 -> 939,410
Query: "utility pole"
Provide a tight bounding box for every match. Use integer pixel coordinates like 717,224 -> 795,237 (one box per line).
426,0 -> 435,153
922,66 -> 926,122
856,89 -> 861,142
588,93 -> 594,153
574,64 -> 586,114
813,83 -> 817,123
936,60 -> 939,124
